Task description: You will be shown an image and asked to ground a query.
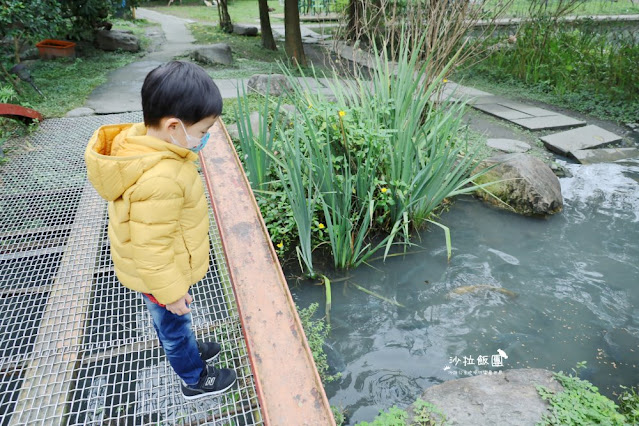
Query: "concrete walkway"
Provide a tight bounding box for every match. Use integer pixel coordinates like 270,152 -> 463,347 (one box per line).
85,8 -> 203,114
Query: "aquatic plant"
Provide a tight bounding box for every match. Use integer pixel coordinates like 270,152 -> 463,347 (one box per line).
234,81 -> 281,190
537,362 -> 628,425
274,32 -> 492,267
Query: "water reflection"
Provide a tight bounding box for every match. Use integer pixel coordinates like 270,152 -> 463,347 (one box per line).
290,159 -> 639,424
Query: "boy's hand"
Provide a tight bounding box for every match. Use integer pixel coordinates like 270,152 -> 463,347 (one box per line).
166,292 -> 193,316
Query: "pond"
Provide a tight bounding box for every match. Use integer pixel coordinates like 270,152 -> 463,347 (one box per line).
290,158 -> 639,424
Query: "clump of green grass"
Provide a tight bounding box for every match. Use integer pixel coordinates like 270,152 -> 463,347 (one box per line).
358,399 -> 448,425
297,302 -> 340,384
537,362 -> 629,425
618,385 -> 639,424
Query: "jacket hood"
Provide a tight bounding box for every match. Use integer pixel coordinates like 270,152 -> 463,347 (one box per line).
85,123 -> 198,201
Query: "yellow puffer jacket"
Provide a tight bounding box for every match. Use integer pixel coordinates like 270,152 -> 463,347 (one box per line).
85,122 -> 210,305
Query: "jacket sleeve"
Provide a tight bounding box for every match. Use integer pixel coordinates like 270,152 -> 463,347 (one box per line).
129,176 -> 189,305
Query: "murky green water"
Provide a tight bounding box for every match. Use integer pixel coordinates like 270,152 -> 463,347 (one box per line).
290,159 -> 639,424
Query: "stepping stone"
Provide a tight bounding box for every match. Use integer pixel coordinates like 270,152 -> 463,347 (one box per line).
510,115 -> 586,131
495,101 -> 558,118
487,138 -> 532,153
474,103 -> 534,120
466,95 -> 502,106
540,125 -> 622,155
471,100 -> 585,130
443,82 -> 493,99
572,148 -> 639,164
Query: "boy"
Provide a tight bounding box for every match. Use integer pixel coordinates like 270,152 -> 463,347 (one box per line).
85,61 -> 236,400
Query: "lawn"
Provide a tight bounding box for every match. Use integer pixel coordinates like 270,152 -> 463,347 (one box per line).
17,46 -> 141,118
486,0 -> 639,17
142,0 -> 285,24
187,23 -> 323,79
1,19 -> 158,119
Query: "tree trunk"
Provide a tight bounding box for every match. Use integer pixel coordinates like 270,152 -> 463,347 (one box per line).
258,0 -> 277,51
217,0 -> 233,33
284,0 -> 306,66
346,0 -> 362,42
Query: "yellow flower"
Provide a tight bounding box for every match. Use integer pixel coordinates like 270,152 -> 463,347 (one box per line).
277,242 -> 284,249
443,79 -> 449,83
308,103 -> 313,109
381,187 -> 388,193
318,223 -> 325,229
338,110 -> 346,117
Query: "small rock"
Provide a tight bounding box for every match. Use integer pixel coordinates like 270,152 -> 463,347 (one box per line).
191,44 -> 232,66
487,138 -> 531,153
279,104 -> 297,117
225,112 -> 260,140
96,30 -> 140,52
413,369 -> 563,426
65,107 -> 95,118
549,161 -> 570,178
474,153 -> 563,216
233,24 -> 258,36
247,74 -> 292,96
226,123 -> 239,140
19,47 -> 40,61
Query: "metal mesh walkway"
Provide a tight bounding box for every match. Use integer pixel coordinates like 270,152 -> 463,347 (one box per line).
0,113 -> 263,425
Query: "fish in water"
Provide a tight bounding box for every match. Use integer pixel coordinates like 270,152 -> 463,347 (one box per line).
447,285 -> 517,298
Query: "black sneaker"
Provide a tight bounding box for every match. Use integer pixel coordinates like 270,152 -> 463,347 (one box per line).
197,340 -> 221,363
181,365 -> 237,400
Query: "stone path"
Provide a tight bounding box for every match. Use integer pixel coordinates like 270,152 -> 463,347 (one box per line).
84,8 -> 201,114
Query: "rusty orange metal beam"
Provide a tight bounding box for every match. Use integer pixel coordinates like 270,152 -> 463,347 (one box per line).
200,119 -> 335,426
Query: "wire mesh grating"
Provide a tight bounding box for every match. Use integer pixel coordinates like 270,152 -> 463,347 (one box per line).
0,113 -> 264,426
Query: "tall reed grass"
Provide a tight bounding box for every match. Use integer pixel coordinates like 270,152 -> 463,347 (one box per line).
235,34 -> 494,283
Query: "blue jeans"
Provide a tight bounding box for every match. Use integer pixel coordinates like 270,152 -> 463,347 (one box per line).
143,295 -> 205,385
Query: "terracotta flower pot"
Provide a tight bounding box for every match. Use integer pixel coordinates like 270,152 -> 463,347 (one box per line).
35,39 -> 76,59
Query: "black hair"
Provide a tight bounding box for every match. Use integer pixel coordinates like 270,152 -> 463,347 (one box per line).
141,61 -> 222,127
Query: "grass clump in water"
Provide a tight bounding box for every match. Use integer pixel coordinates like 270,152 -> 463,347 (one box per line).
537,362 -> 631,425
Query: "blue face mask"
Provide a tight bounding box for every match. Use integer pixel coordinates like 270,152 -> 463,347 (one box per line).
173,120 -> 210,153
189,132 -> 210,153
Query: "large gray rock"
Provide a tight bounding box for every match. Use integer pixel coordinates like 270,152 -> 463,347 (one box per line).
192,44 -> 232,66
233,24 -> 258,36
414,369 -> 563,425
225,123 -> 239,140
225,111 -> 261,140
96,30 -> 140,52
247,74 -> 293,96
474,153 -> 563,216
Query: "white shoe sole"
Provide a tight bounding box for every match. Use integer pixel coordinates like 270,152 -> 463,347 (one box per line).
203,351 -> 220,363
182,377 -> 237,400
